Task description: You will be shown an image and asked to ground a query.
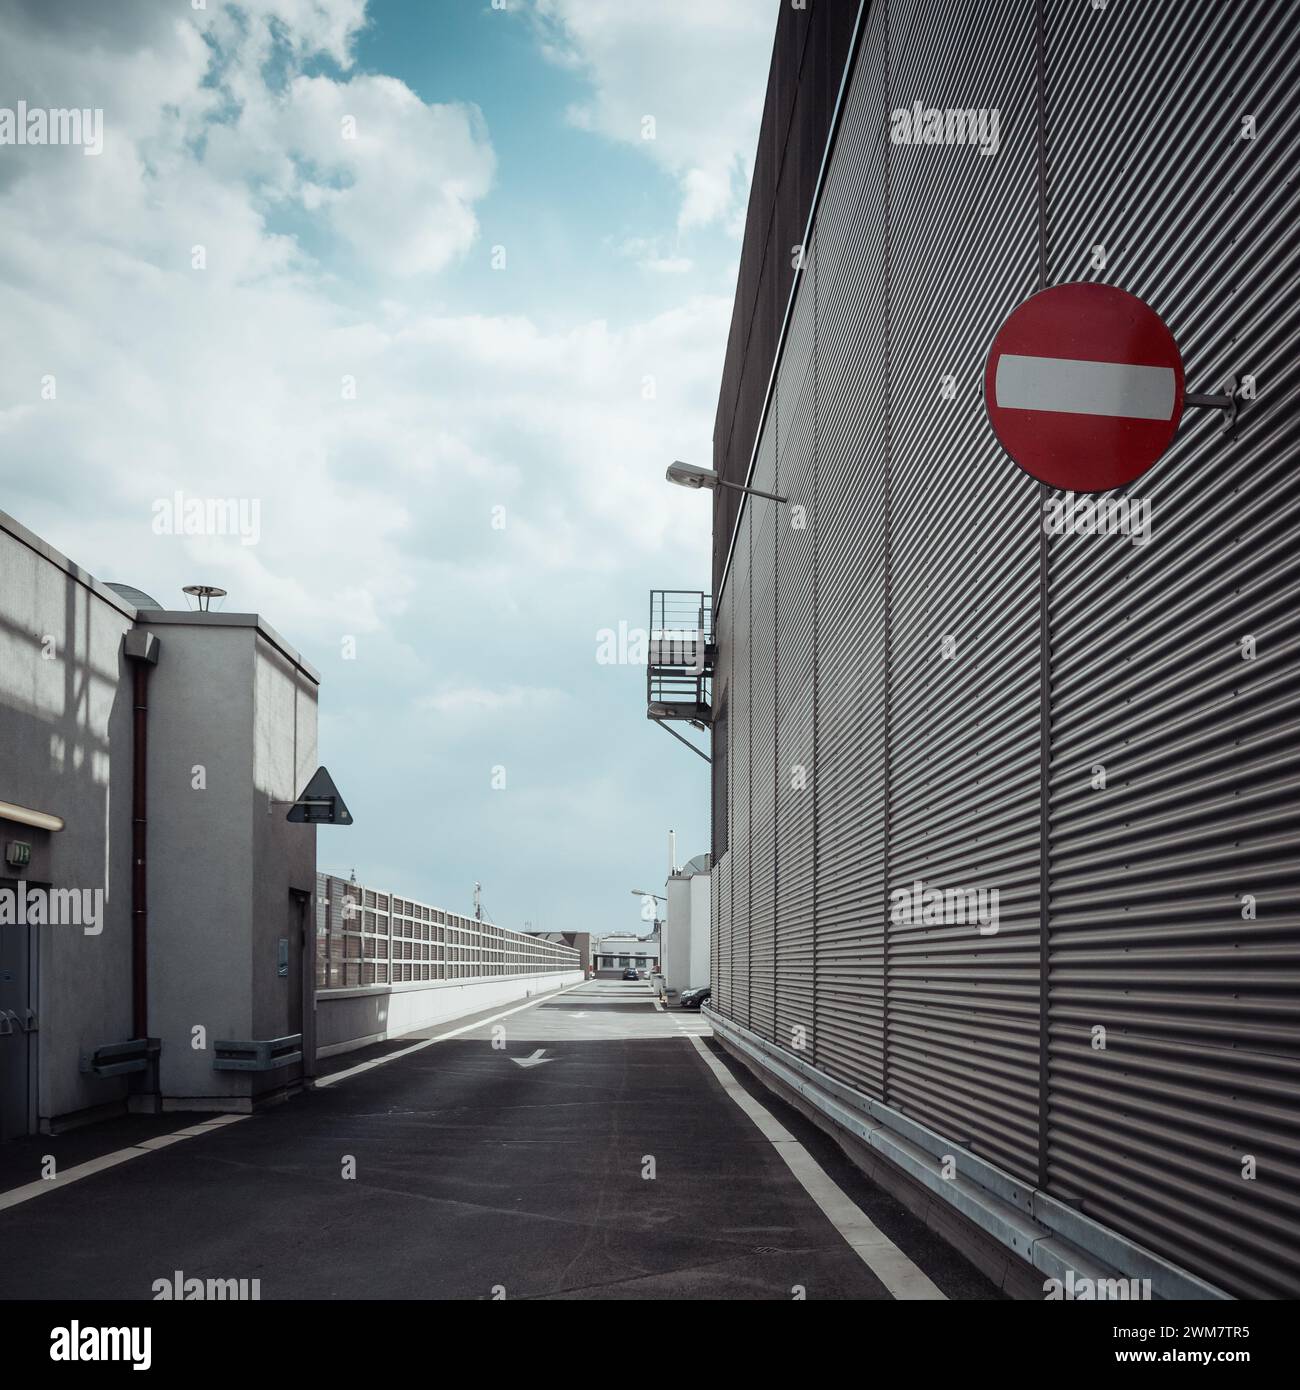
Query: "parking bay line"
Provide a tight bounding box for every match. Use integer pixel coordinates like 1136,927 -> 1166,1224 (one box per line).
0,988 -> 590,1212
687,1035 -> 946,1301
0,1115 -> 250,1214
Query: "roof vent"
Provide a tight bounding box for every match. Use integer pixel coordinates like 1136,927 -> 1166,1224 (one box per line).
104,582 -> 164,611
182,584 -> 227,612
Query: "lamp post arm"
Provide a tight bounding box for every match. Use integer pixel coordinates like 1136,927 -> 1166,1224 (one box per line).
715,477 -> 788,504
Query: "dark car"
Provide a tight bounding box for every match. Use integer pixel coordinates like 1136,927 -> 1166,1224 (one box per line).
679,986 -> 711,1010
622,967 -> 640,980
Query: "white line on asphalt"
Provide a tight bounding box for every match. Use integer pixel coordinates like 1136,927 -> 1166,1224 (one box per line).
0,1115 -> 251,1214
314,980 -> 588,1089
1,987 -> 590,1212
687,1035 -> 946,1301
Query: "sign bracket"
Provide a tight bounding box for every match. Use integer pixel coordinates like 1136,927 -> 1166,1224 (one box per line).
1184,376 -> 1238,436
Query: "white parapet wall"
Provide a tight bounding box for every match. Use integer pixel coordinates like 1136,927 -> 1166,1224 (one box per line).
315,970 -> 584,1058
312,873 -> 584,1059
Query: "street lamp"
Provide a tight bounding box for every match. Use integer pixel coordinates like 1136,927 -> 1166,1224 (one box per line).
631,889 -> 665,932
665,460 -> 787,504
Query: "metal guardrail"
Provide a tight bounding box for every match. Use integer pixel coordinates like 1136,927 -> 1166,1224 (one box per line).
79,1037 -> 160,1077
212,1034 -> 304,1072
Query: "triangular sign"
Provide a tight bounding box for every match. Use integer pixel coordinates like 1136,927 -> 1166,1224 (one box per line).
286,766 -> 353,825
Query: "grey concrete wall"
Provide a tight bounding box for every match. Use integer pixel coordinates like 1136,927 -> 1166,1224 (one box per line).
140,621 -> 255,1104
687,873 -> 710,990
2,514 -> 323,1125
250,638 -> 318,1084
663,873 -> 711,995
0,515 -> 136,1124
140,615 -> 319,1105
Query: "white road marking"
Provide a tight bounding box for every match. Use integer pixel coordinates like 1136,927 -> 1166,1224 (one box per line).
0,1115 -> 250,1213
688,1035 -> 946,1301
511,1048 -> 551,1068
994,352 -> 1176,419
314,980 -> 587,1088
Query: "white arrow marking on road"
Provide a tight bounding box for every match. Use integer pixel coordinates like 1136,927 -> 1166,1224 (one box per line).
512,1049 -> 552,1068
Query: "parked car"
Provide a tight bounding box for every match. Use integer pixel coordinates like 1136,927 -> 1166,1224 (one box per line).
679,986 -> 711,1010
622,967 -> 639,981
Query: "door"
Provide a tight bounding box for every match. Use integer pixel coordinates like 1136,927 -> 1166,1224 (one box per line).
0,879 -> 38,1140
289,889 -> 313,1079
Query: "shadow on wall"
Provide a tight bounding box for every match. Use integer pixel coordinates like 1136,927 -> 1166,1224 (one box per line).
0,578 -> 135,1126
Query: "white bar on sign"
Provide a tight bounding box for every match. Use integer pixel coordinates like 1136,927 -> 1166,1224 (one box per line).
995,353 -> 1176,420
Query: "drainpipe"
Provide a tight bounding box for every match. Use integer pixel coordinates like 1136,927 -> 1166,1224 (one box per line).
123,630 -> 160,1040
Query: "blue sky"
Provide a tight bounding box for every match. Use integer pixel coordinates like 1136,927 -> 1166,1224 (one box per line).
0,0 -> 774,935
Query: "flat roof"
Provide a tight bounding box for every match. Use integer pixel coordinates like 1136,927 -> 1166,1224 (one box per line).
1,508 -> 320,683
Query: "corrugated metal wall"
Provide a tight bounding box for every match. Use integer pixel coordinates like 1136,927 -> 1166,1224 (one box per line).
713,1 -> 859,595
714,577 -> 733,1020
1042,0 -> 1300,1299
883,0 -> 1043,1184
710,0 -> 1300,1297
808,0 -> 890,1097
749,428 -> 779,1041
730,510 -> 751,1027
774,226 -> 819,1056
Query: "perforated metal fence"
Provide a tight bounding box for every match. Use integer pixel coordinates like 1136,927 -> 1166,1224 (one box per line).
315,873 -> 579,990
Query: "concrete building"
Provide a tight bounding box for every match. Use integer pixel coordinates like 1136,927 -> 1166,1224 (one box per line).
1,511 -> 592,1137
518,928 -> 593,974
1,509 -> 319,1133
661,853 -> 710,998
666,0 -> 1300,1300
593,932 -> 660,976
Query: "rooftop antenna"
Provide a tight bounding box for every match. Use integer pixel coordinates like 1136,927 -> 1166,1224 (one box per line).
182,584 -> 227,613
473,881 -> 482,922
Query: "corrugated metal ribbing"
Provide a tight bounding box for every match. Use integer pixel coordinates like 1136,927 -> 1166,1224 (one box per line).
715,847 -> 730,1019
730,507 -> 753,1028
809,1 -> 890,1094
882,0 -> 1043,1183
714,577 -> 734,1020
712,3 -> 856,597
717,644 -> 728,1017
1045,0 -> 1300,1297
775,232 -> 819,1054
749,429 -> 779,1042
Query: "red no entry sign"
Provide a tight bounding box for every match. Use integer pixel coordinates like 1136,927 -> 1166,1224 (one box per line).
985,283 -> 1184,491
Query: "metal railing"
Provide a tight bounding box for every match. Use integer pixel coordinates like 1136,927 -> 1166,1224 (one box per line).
647,589 -> 714,721
649,589 -> 712,644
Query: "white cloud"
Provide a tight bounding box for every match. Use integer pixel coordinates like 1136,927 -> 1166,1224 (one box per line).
616,237 -> 694,275
0,1 -> 724,648
418,685 -> 568,717
0,0 -> 725,930
643,255 -> 693,274
527,0 -> 773,232
205,71 -> 496,276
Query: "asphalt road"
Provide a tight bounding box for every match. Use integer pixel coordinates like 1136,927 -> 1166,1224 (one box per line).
0,980 -> 999,1300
